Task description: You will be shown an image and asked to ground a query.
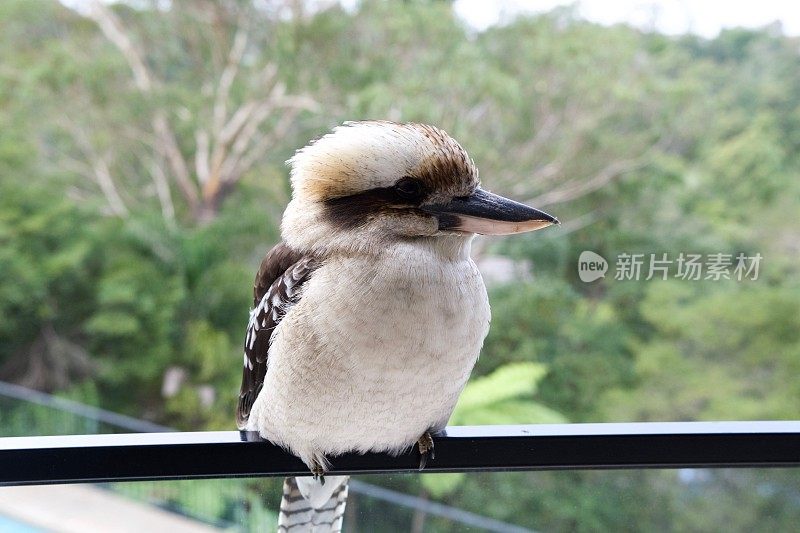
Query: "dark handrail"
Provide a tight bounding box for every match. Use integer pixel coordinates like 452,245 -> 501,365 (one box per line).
1,421 -> 799,486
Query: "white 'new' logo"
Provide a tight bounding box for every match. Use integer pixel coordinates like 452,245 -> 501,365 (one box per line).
578,251 -> 608,282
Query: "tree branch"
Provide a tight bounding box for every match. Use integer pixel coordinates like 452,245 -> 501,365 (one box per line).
216,93 -> 308,188
87,1 -> 153,92
148,153 -> 177,226
88,0 -> 199,214
527,156 -> 648,208
65,121 -> 129,217
231,106 -> 303,181
212,24 -> 249,136
152,114 -> 199,211
195,129 -> 211,185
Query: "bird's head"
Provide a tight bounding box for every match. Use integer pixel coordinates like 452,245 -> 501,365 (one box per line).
281,121 -> 558,255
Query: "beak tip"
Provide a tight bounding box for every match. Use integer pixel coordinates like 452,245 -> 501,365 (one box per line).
426,188 -> 560,235
538,212 -> 559,227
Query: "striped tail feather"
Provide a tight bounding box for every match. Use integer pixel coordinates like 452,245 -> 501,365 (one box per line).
278,475 -> 349,532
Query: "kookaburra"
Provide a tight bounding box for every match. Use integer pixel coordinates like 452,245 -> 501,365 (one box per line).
237,121 -> 557,531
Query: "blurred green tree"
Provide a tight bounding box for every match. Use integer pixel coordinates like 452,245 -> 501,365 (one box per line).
2,0 -> 800,529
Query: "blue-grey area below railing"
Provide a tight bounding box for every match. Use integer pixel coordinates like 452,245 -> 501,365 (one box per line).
1,421 -> 799,487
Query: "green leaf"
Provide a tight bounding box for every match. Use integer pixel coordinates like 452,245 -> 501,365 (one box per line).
450,362 -> 567,425
454,362 -> 548,412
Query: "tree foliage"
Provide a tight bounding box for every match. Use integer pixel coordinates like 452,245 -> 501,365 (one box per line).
2,0 -> 800,530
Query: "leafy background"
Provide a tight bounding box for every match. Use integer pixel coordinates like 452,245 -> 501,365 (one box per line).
1,0 -> 799,530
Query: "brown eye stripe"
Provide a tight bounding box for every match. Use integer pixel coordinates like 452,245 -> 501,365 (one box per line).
323,184 -> 427,230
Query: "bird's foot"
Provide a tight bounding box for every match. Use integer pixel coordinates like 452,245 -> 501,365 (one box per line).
311,460 -> 326,485
417,432 -> 435,471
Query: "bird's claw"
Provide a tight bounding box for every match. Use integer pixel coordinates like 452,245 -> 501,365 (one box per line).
311,460 -> 326,485
417,432 -> 435,471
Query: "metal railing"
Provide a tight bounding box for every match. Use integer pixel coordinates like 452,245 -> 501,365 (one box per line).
2,381 -> 800,530
0,381 -> 544,531
2,421 -> 799,486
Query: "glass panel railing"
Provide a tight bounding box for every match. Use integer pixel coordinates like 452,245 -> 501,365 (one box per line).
0,395 -> 104,437
0,382 -> 169,437
0,382 -> 542,531
3,469 -> 800,532
2,382 -> 799,531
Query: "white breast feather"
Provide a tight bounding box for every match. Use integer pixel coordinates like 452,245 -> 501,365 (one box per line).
247,238 -> 490,468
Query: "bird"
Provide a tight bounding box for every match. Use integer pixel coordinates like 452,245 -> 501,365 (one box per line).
236,121 -> 557,532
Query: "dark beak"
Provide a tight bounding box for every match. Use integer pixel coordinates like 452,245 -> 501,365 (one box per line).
421,188 -> 558,235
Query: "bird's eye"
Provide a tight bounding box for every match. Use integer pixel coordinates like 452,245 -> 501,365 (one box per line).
394,177 -> 423,200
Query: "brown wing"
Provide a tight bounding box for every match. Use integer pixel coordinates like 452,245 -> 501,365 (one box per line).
236,242 -> 317,429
